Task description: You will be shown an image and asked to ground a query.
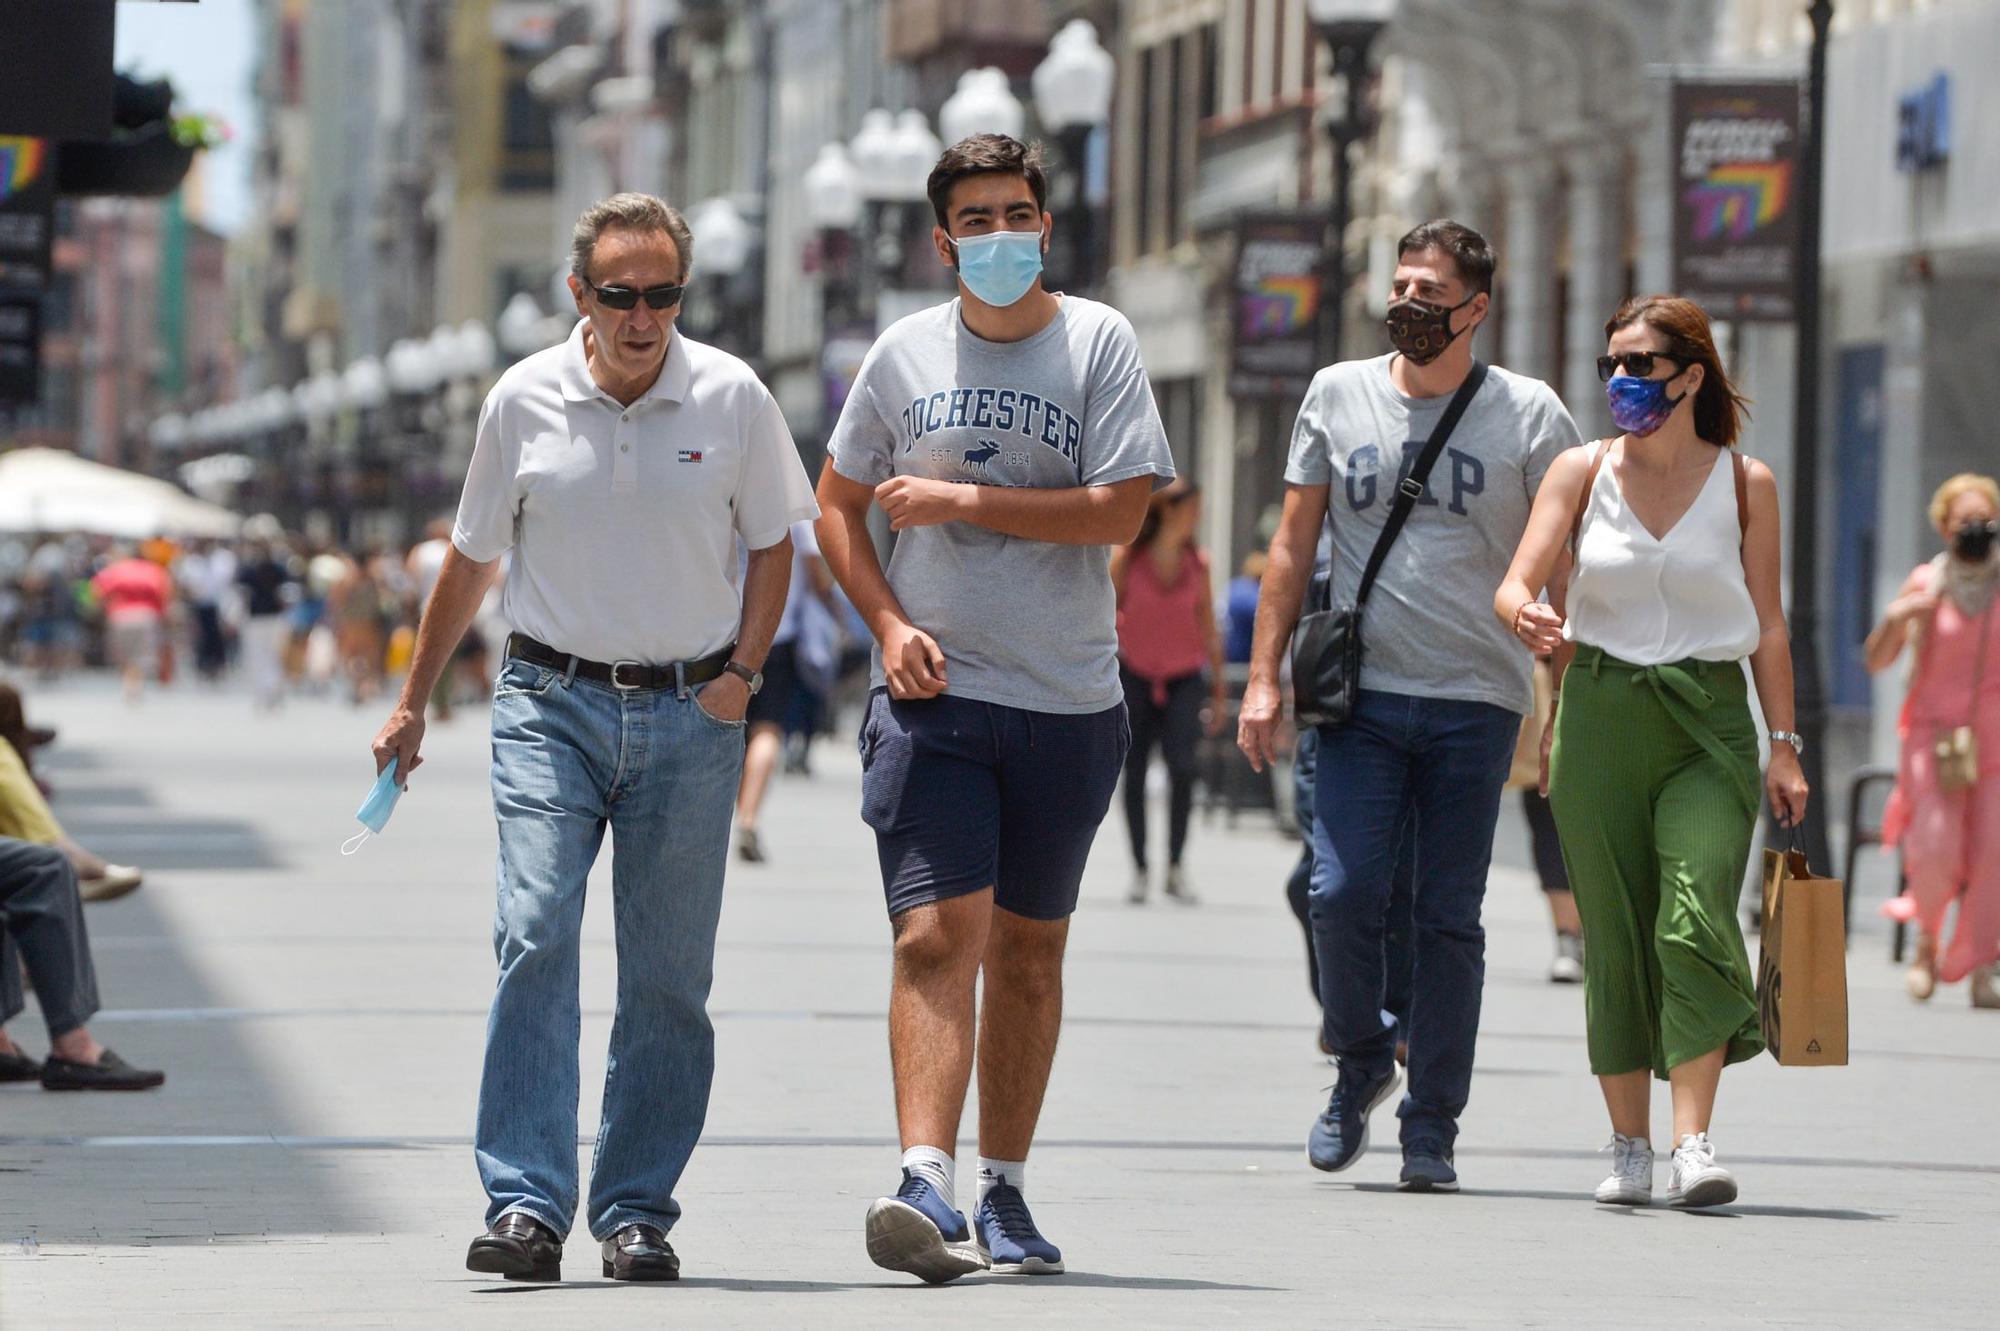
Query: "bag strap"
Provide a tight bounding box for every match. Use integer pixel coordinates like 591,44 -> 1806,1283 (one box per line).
1968,595 -> 1994,727
1354,361 -> 1488,609
1567,439 -> 1610,556
1732,449 -> 1749,541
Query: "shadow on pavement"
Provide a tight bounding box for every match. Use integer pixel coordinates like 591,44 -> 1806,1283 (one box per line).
472,1273 -> 1282,1294
1340,1181 -> 1886,1221
0,731 -> 364,1248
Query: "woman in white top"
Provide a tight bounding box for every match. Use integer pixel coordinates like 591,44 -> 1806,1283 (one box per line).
1494,295 -> 1808,1212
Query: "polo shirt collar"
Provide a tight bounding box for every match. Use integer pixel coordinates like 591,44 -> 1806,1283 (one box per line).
557,319 -> 691,407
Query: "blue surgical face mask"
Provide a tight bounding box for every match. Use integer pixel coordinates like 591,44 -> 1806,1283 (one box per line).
949,228 -> 1044,308
342,757 -> 403,855
1605,373 -> 1687,437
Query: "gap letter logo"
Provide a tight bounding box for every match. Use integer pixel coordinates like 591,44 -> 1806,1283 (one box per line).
677,449 -> 703,464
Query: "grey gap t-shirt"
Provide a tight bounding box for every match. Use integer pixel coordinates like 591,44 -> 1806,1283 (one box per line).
829,296 -> 1176,713
1284,354 -> 1581,714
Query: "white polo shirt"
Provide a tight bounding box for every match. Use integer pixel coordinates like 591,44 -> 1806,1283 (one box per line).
452,320 -> 818,664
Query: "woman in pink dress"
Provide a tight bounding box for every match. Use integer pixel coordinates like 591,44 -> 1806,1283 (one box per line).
1111,481 -> 1226,904
1868,473 -> 2000,1006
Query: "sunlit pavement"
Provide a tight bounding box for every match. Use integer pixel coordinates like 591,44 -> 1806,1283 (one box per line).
0,673 -> 1992,1328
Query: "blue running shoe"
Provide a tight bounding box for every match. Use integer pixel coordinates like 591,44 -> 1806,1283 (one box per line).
1399,1138 -> 1459,1193
973,1184 -> 1065,1275
1307,1063 -> 1401,1172
865,1170 -> 988,1284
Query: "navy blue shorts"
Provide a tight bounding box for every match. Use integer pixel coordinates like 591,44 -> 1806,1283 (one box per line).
859,688 -> 1129,920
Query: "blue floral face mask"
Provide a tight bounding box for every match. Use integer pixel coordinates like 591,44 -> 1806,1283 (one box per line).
342,757 -> 403,855
1605,373 -> 1687,437
948,228 -> 1044,308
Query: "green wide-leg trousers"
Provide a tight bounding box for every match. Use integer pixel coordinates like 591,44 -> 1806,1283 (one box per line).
1548,646 -> 1766,1079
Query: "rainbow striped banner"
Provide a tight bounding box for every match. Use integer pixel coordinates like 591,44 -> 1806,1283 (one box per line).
0,137 -> 49,203
1684,161 -> 1794,242
1240,276 -> 1320,337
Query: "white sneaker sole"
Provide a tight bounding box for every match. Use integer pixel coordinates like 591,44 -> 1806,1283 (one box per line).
977,1246 -> 1066,1276
1594,1179 -> 1653,1206
865,1199 -> 988,1283
1668,1170 -> 1738,1209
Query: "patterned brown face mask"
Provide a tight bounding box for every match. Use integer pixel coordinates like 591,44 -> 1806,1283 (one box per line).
1384,293 -> 1476,365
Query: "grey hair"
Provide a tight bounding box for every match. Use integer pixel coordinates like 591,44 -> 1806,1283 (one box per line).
569,192 -> 693,281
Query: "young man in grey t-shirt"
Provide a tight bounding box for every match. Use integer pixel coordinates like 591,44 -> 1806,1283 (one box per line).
817,134 -> 1175,1283
1239,220 -> 1582,1193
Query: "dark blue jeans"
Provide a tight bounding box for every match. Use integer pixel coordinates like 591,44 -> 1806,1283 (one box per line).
1309,688 -> 1519,1148
1287,727 -> 1416,1021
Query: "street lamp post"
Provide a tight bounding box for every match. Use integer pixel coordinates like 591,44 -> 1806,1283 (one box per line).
1033,20 -> 1116,296
1306,0 -> 1398,368
1787,0 -> 1835,875
805,141 -> 865,332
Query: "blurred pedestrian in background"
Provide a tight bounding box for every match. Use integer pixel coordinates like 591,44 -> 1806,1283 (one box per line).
1870,472 -> 2000,1007
235,516 -> 297,711
1507,654 -> 1583,983
89,546 -> 174,704
734,519 -> 833,863
1112,479 -> 1224,904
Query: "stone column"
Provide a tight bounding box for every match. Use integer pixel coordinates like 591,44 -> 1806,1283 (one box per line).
1563,139 -> 1627,438
1500,152 -> 1558,386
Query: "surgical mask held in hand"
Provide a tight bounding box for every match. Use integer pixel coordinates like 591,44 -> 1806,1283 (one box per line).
949,229 -> 1044,308
343,757 -> 403,855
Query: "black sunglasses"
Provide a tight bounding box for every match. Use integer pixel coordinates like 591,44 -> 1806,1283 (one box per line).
583,277 -> 687,311
1597,351 -> 1685,382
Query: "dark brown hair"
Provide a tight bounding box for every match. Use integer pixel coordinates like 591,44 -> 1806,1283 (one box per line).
927,134 -> 1048,232
1396,219 -> 1496,297
1604,295 -> 1752,449
1132,479 -> 1200,553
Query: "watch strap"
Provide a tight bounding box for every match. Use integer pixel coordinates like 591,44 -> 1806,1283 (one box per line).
723,660 -> 762,694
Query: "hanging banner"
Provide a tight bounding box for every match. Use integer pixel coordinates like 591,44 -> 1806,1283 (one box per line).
0,135 -> 52,404
1230,213 -> 1323,400
1671,80 -> 1802,323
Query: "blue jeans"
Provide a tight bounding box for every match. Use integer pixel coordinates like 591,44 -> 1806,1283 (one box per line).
475,658 -> 746,1240
1309,688 -> 1518,1149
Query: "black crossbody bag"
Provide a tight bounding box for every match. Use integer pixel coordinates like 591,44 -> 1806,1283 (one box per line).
1292,361 -> 1488,728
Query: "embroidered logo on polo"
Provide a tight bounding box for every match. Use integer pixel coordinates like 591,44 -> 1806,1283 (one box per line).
678,449 -> 703,464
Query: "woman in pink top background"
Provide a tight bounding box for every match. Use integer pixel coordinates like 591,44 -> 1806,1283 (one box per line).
88,547 -> 174,704
1111,480 -> 1226,904
1869,472 -> 2000,1007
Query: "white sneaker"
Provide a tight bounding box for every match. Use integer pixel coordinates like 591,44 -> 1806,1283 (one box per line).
1666,1132 -> 1738,1209
1164,867 -> 1197,903
1593,1133 -> 1653,1205
1548,933 -> 1583,984
1127,870 -> 1148,904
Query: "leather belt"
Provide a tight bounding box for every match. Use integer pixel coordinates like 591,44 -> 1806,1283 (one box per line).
505,632 -> 734,692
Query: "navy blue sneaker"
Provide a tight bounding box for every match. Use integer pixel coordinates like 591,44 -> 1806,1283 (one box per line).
865,1170 -> 988,1284
973,1184 -> 1065,1275
1307,1064 -> 1401,1172
1399,1138 -> 1459,1193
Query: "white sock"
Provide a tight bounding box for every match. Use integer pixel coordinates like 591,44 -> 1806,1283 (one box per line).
976,1157 -> 1026,1203
901,1145 -> 955,1210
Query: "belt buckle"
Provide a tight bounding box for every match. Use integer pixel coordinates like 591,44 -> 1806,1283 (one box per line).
609,660 -> 646,691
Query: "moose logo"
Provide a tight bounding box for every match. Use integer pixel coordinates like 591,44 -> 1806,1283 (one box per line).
962,439 -> 1002,471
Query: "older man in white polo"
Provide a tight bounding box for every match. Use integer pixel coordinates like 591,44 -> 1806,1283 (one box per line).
370,192 -> 817,1284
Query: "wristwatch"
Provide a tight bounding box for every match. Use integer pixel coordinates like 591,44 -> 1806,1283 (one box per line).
1768,729 -> 1804,756
723,660 -> 764,696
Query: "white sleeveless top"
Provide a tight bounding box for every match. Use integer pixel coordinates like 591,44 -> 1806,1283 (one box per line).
1563,445 -> 1760,666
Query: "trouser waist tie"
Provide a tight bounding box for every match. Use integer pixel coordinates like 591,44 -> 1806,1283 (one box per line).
1579,646 -> 1760,815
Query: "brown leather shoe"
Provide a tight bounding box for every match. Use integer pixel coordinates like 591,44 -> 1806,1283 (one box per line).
467,1212 -> 563,1282
600,1222 -> 679,1281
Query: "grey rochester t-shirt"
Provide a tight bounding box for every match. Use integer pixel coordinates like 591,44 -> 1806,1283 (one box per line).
1284,354 -> 1582,714
829,296 -> 1176,713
